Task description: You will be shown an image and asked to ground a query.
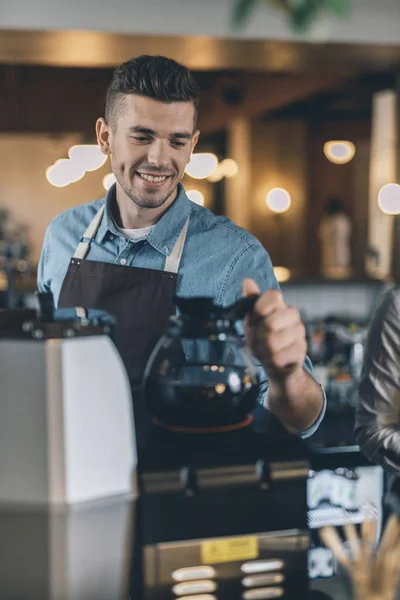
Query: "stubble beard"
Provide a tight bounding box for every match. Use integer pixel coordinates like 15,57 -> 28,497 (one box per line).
121,181 -> 177,209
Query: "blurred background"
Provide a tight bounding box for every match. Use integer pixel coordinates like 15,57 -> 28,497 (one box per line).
2,1 -> 400,596
2,0 -> 400,406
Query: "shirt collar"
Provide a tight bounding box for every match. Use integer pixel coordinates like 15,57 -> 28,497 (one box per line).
96,184 -> 124,242
97,183 -> 191,256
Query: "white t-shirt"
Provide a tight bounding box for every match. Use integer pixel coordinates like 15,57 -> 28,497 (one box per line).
115,224 -> 155,241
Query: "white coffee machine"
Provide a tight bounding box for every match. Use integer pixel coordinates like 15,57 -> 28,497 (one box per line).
0,295 -> 137,508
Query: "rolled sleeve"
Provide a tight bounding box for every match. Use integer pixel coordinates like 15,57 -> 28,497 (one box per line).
258,354 -> 326,439
297,355 -> 327,439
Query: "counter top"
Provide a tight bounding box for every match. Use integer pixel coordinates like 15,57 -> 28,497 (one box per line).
0,410 -> 369,600
0,495 -> 336,600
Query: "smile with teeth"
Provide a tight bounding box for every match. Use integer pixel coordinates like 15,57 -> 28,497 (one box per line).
137,172 -> 169,183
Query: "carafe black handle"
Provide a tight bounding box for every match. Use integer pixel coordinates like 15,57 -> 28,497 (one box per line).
225,294 -> 259,320
36,291 -> 54,322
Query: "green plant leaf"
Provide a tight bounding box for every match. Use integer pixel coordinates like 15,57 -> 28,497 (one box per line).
288,0 -> 350,32
328,0 -> 350,17
232,0 -> 259,28
290,11 -> 318,31
231,0 -> 351,32
290,0 -> 321,32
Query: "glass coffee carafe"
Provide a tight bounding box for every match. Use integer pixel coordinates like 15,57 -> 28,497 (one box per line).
143,295 -> 260,432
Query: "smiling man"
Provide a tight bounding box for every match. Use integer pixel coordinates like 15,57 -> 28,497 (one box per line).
38,55 -> 325,440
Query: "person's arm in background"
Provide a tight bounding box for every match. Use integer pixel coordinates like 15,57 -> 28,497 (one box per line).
355,287 -> 400,472
218,240 -> 326,439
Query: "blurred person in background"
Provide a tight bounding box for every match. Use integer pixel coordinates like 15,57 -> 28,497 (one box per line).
318,197 -> 352,279
356,286 -> 400,471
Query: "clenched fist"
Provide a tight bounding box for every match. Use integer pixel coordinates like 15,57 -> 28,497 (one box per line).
242,278 -> 307,381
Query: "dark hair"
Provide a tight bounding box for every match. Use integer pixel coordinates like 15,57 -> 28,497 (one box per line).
325,197 -> 345,215
105,55 -> 199,129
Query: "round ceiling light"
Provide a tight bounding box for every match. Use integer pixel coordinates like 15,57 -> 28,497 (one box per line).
324,141 -> 356,165
207,164 -> 224,182
68,144 -> 108,171
103,173 -> 116,191
46,159 -> 85,188
266,188 -> 291,213
185,153 -> 218,179
378,183 -> 400,215
273,266 -> 291,283
186,190 -> 205,206
220,158 -> 239,178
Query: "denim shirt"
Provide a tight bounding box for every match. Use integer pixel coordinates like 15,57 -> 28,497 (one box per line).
38,183 -> 326,437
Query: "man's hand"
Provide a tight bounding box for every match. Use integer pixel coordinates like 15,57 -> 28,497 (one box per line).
242,278 -> 323,433
242,278 -> 307,382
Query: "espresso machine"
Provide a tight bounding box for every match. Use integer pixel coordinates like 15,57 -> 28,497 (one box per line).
0,294 -> 137,507
135,296 -> 312,600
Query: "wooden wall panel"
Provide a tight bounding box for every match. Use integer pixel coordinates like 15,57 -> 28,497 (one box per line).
250,118 -> 308,275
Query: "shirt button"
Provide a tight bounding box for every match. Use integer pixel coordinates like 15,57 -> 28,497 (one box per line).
109,234 -> 114,241
120,258 -> 127,265
164,246 -> 169,255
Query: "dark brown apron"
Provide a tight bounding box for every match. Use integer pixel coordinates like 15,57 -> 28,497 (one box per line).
58,202 -> 189,445
58,202 -> 190,598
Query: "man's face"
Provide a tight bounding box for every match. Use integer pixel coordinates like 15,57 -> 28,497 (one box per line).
97,95 -> 199,210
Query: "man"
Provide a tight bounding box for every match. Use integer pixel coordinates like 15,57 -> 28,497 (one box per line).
38,54 -> 325,439
356,286 -> 400,471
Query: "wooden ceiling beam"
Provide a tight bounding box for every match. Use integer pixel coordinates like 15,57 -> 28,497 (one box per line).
1,29 -> 400,74
197,72 -> 351,134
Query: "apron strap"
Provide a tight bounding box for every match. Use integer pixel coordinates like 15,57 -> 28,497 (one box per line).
164,217 -> 189,274
72,202 -> 189,273
73,204 -> 105,260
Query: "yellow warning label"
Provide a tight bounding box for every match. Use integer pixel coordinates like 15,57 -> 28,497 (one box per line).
201,536 -> 259,564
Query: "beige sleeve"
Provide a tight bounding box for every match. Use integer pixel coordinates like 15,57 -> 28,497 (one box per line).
355,287 -> 400,472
